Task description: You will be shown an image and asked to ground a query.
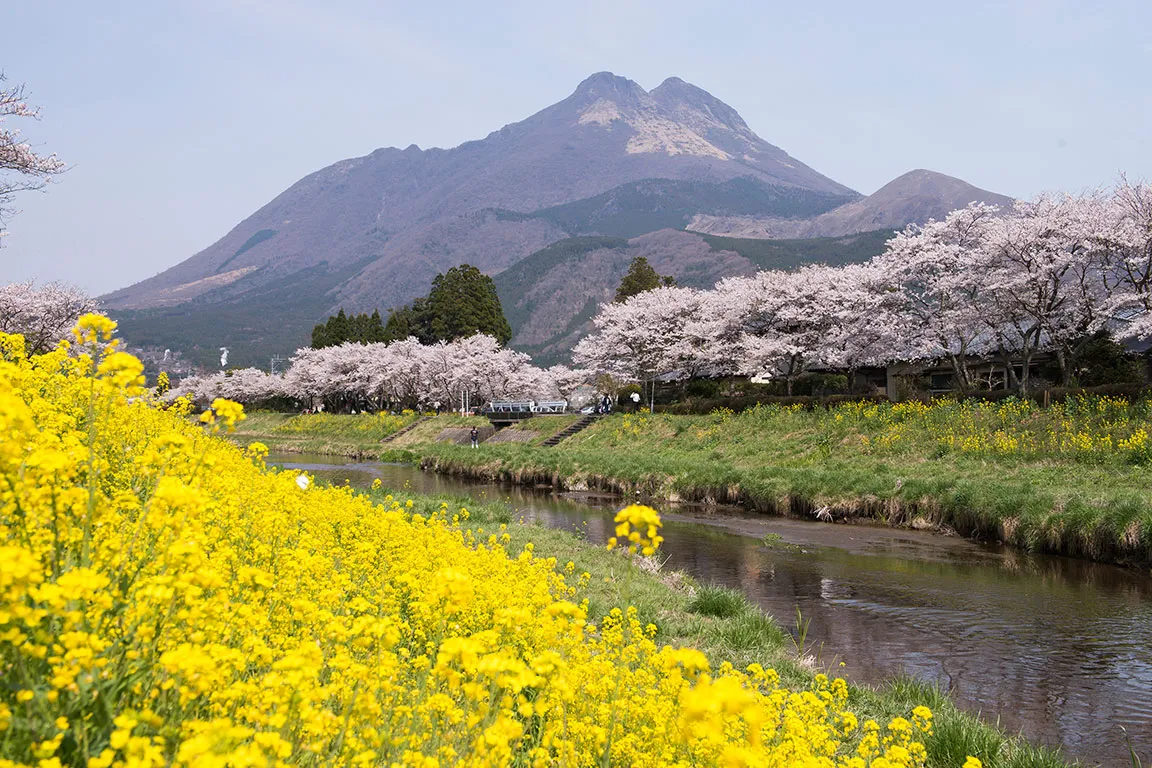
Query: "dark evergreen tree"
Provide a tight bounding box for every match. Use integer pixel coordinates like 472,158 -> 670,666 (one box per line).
367,310 -> 387,342
328,309 -> 350,345
311,307 -> 390,348
1065,331 -> 1146,386
422,265 -> 511,344
614,256 -> 676,302
383,305 -> 417,343
310,322 -> 330,349
351,265 -> 513,347
348,312 -> 366,343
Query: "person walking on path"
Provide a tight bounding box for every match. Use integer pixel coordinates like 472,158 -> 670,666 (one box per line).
470,426 -> 479,449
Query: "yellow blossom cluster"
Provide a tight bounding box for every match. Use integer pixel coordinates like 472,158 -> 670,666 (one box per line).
611,414 -> 651,443
1,318 -> 945,766
788,396 -> 1152,463
606,504 -> 664,557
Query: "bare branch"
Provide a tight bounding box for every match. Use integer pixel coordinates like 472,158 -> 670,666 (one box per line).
0,73 -> 66,234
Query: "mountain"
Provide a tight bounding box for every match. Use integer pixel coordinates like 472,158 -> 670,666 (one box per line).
686,169 -> 1014,239
104,73 -> 853,311
102,73 -> 1009,368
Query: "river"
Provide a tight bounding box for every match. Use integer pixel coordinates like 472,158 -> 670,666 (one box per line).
268,452 -> 1152,766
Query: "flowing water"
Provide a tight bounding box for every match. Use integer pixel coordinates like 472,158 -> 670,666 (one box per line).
269,452 -> 1152,766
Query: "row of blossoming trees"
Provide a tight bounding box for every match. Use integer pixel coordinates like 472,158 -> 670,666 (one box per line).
0,282 -> 588,412
575,179 -> 1152,396
170,334 -> 590,412
0,281 -> 96,354
6,181 -> 1151,408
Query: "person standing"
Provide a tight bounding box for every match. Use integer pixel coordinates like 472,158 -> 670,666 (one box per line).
470,426 -> 479,449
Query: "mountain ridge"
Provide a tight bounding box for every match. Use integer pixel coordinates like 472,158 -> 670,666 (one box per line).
687,169 -> 1014,239
102,72 -> 857,313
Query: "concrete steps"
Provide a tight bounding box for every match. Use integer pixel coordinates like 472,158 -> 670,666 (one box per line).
381,416 -> 430,444
541,415 -> 598,447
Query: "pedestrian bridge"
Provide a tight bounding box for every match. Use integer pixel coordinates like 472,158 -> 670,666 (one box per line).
483,400 -> 567,428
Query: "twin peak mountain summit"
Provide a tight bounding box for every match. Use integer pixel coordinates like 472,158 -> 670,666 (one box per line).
104,72 -> 1011,367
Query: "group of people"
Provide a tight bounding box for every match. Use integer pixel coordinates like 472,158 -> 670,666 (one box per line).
594,392 -> 641,414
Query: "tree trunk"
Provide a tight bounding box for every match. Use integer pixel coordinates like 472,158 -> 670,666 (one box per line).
947,353 -> 971,395
785,354 -> 802,397
998,346 -> 1021,392
1055,346 -> 1072,387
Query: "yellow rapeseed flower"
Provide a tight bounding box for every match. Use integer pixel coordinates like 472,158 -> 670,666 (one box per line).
0,315 -> 957,768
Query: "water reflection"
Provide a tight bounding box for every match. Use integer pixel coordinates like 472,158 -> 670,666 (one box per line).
270,453 -> 1152,765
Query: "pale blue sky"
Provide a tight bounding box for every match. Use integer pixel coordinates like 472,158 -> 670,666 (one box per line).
3,0 -> 1150,294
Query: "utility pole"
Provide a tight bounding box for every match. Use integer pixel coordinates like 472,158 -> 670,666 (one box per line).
270,355 -> 286,375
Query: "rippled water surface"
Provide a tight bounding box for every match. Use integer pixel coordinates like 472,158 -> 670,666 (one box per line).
270,453 -> 1152,766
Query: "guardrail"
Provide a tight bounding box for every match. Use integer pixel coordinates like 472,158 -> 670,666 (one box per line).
484,400 -> 568,415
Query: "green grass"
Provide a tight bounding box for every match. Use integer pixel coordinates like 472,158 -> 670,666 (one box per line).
688,585 -> 750,618
232,411 -> 426,457
327,481 -> 1074,768
386,414 -> 491,446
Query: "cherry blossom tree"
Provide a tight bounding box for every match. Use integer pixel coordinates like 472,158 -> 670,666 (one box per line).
983,192 -> 1120,388
281,345 -> 340,408
167,181 -> 1152,411
373,338 -> 432,410
1,75 -> 65,233
819,262 -> 904,374
169,368 -> 285,407
181,333 -> 563,413
546,365 -> 592,403
1102,177 -> 1152,339
690,267 -> 860,394
0,281 -> 96,355
573,286 -> 702,409
872,203 -> 1001,393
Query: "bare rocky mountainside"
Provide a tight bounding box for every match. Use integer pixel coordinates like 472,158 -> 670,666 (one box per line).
104,72 -> 1011,368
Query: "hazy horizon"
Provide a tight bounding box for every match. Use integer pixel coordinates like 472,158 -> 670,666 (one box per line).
3,0 -> 1150,294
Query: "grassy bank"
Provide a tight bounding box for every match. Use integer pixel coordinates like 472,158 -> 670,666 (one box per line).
408,401 -> 1152,567
232,411 -> 491,456
342,482 -> 1072,768
238,400 -> 1152,566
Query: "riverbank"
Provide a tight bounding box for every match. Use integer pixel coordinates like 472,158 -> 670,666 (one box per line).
334,479 -> 1073,768
233,404 -> 1152,567
232,411 -> 438,457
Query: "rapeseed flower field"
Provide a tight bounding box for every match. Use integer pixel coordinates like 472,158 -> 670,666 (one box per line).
827,396 -> 1152,462
0,316 -> 951,766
